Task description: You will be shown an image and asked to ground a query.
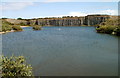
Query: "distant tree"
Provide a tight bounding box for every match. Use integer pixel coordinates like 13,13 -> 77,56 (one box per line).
66,16 -> 70,18
62,16 -> 67,18
2,18 -> 8,19
17,18 -> 23,20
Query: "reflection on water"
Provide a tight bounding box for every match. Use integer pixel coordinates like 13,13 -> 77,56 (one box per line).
2,26 -> 118,76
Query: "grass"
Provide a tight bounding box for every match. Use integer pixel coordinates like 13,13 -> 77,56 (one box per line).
96,17 -> 120,36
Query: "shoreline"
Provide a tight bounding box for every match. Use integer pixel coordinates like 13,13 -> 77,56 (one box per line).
20,26 -> 30,28
0,26 -> 30,34
0,32 -> 5,34
0,30 -> 14,34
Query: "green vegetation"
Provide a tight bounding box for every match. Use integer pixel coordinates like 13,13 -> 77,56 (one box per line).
12,26 -> 23,31
96,26 -> 116,34
1,20 -> 24,33
17,18 -> 23,20
2,18 -> 8,19
96,17 -> 120,36
2,24 -> 12,32
32,26 -> 42,30
1,20 -> 12,32
113,26 -> 120,36
1,20 -> 23,33
1,55 -> 34,77
20,22 -> 26,26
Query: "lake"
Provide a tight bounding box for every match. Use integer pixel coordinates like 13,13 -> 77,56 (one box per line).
2,26 -> 118,76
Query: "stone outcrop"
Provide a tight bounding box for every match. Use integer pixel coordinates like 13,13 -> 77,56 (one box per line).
3,15 -> 113,26
84,15 -> 110,26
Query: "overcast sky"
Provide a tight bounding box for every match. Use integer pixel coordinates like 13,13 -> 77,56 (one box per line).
1,2 -> 118,19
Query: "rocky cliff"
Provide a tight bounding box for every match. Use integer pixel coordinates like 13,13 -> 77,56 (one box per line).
29,17 -> 85,26
84,15 -> 111,26
3,15 -> 113,26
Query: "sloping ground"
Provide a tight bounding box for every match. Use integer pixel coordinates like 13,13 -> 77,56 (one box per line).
0,19 -> 23,33
96,16 -> 120,36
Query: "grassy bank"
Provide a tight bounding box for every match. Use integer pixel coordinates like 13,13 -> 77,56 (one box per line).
1,19 -> 43,34
1,20 -> 32,34
96,17 -> 120,36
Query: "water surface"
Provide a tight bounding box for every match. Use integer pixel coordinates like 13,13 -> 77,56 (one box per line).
2,26 -> 118,76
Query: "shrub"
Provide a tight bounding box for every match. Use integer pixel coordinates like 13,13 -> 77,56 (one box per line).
12,26 -> 23,31
96,26 -> 116,34
103,26 -> 115,34
2,20 -> 12,32
1,55 -> 34,77
17,18 -> 23,20
96,17 -> 120,36
32,26 -> 41,30
2,25 -> 12,32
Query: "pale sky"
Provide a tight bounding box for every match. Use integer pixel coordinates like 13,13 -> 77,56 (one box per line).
2,0 -> 120,2
1,2 -> 118,19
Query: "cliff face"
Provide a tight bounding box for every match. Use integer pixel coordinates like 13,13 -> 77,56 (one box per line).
4,15 -> 112,26
29,17 -> 85,26
85,15 -> 110,26
29,15 -> 111,26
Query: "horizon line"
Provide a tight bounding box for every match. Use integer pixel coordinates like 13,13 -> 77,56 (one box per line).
1,14 -> 118,19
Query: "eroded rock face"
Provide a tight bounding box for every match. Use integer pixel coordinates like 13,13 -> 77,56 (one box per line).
4,15 -> 112,26
84,15 -> 110,26
27,17 -> 85,26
